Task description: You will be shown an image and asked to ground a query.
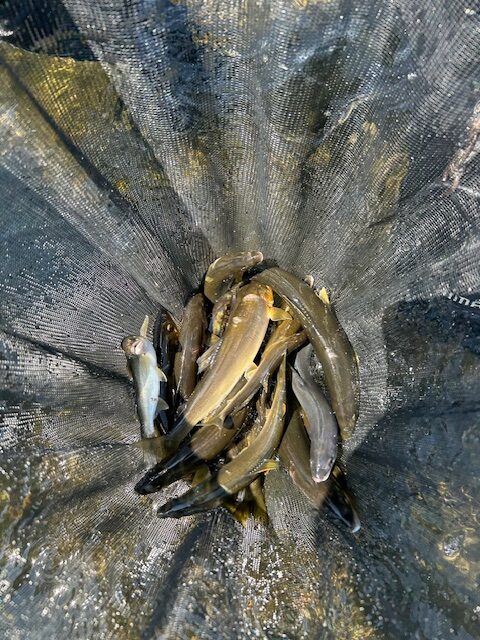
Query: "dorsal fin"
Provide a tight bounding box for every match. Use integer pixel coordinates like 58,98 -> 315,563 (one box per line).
140,315 -> 149,337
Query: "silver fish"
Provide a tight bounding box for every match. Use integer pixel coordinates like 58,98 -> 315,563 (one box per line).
290,344 -> 338,482
121,315 -> 168,440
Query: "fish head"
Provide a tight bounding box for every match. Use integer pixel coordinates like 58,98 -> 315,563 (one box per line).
236,282 -> 273,310
311,455 -> 336,484
121,335 -> 147,357
245,250 -> 264,268
252,282 -> 273,306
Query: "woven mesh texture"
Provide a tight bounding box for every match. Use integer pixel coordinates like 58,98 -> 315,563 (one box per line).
0,1 -> 479,638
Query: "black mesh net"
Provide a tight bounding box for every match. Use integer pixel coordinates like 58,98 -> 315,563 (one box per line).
0,1 -> 479,638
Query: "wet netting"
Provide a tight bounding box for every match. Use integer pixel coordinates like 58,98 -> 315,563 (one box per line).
0,1 -> 479,638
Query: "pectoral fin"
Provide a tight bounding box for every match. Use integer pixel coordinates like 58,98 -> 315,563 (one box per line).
133,436 -> 168,461
140,315 -> 149,337
224,500 -> 252,527
267,307 -> 292,321
157,367 -> 167,382
197,341 -> 220,374
156,397 -> 169,412
191,464 -> 211,487
244,362 -> 258,380
256,460 -> 279,474
202,414 -> 225,429
126,361 -> 133,380
317,287 -> 330,305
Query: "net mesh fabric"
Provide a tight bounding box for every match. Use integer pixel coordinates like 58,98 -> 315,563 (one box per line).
0,1 -> 479,638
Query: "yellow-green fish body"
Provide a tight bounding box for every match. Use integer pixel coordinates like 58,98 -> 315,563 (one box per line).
166,282 -> 278,447
174,293 -> 207,403
279,408 -> 330,509
158,359 -> 287,518
254,267 -> 359,439
204,251 -> 264,303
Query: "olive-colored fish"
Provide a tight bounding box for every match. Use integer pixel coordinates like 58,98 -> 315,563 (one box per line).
121,316 -> 168,440
174,293 -> 207,404
279,408 -> 330,509
165,282 -> 285,448
157,358 -> 287,518
203,251 -> 264,303
253,267 -> 359,438
204,317 -> 304,424
279,409 -> 360,531
225,397 -> 269,524
209,283 -> 242,344
291,344 -> 338,482
248,476 -> 268,521
153,307 -> 179,432
223,498 -> 254,527
134,408 -> 248,494
196,338 -> 223,374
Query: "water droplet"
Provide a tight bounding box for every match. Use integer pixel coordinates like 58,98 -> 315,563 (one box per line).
442,534 -> 462,558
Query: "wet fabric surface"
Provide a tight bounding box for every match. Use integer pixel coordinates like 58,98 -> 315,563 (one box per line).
0,1 -> 479,638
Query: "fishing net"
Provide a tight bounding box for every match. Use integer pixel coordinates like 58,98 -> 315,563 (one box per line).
0,0 -> 479,637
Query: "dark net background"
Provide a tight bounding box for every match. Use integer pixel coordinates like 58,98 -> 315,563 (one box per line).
0,0 -> 479,638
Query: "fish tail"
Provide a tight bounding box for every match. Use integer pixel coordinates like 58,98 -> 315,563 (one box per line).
157,479 -> 228,518
134,447 -> 198,494
164,416 -> 193,449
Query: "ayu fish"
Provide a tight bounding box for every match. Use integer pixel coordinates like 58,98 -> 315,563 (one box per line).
165,282 -> 288,448
291,344 -> 338,482
279,408 -> 330,509
253,267 -> 359,439
204,316 -> 304,425
157,358 -> 287,518
121,316 -> 168,440
153,307 -> 179,432
279,409 -> 360,531
203,251 -> 264,303
174,293 -> 207,404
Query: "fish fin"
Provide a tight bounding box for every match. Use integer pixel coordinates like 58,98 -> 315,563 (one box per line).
157,367 -> 167,382
140,315 -> 149,337
133,436 -> 167,460
196,359 -> 208,375
202,414 -> 225,429
244,362 -> 258,380
156,398 -> 169,413
257,460 -> 279,474
317,287 -> 330,305
191,464 -> 211,487
224,500 -> 251,527
197,342 -> 219,373
267,307 -> 292,321
125,361 -> 133,380
355,353 -> 360,367
252,504 -> 269,525
249,477 -> 268,513
303,275 -> 314,287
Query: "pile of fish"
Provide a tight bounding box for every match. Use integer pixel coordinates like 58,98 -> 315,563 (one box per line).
121,252 -> 361,531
